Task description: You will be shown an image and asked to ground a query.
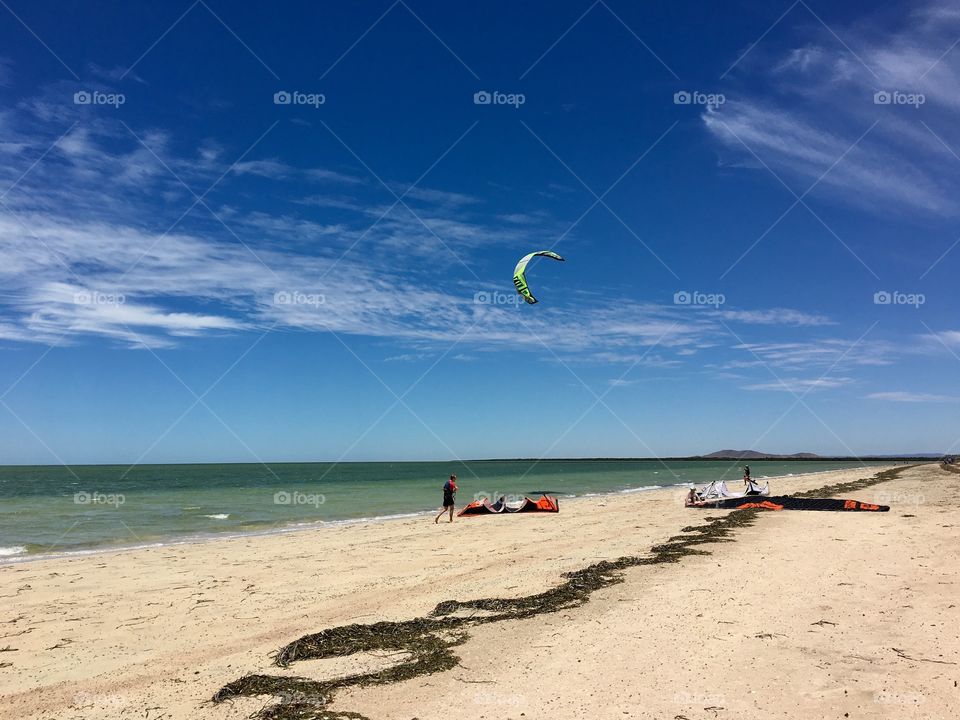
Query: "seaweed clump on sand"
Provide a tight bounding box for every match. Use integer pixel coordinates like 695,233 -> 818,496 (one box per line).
792,465 -> 913,499
429,508 -> 758,622
212,619 -> 469,719
212,466 -> 909,720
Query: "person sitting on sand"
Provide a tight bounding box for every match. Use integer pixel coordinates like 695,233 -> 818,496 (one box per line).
434,474 -> 458,524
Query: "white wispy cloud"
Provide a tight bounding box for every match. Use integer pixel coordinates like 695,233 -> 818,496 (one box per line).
0,74 -> 888,376
717,308 -> 834,326
0,201 -> 774,358
936,330 -> 960,346
744,377 -> 853,392
231,159 -> 365,184
0,201 -> 701,354
22,283 -> 243,349
704,0 -> 960,216
307,168 -> 365,185
913,328 -> 960,357
88,64 -> 146,84
731,339 -> 894,369
231,158 -> 365,185
387,183 -> 478,207
867,391 -> 959,403
496,211 -> 551,225
384,353 -> 433,362
231,158 -> 292,179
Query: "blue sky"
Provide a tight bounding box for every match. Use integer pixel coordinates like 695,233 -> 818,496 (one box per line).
0,0 -> 958,464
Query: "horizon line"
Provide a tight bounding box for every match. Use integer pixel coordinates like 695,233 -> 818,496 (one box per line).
0,454 -> 945,468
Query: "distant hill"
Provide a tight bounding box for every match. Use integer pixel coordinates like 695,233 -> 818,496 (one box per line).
700,450 -> 821,460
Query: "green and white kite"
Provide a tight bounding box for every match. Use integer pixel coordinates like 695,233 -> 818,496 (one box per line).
512,250 -> 565,304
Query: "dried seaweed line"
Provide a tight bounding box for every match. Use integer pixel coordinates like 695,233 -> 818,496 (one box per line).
212,466 -> 912,720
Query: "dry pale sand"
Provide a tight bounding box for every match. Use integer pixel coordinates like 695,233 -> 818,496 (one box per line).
1,463 -> 958,720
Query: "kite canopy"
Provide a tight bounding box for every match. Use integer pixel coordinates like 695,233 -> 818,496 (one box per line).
512,250 -> 565,304
457,494 -> 559,516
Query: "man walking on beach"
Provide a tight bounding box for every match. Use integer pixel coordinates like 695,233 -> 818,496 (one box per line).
435,474 -> 458,523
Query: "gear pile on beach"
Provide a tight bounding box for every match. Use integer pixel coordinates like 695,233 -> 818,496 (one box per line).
211,467 -> 908,720
703,496 -> 890,511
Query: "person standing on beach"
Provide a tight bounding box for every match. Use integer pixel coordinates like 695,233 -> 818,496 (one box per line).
435,474 -> 458,524
743,465 -> 762,495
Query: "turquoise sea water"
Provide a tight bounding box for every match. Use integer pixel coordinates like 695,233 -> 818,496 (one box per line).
0,460 -> 891,560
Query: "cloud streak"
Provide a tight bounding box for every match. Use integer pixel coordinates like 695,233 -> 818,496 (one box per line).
867,391 -> 959,403
704,0 -> 960,217
0,71 -> 897,391
744,377 -> 853,392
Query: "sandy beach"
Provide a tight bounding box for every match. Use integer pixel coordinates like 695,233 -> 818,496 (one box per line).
1,463 -> 958,720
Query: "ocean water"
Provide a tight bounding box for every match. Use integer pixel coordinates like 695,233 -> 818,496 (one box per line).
0,459 -> 890,560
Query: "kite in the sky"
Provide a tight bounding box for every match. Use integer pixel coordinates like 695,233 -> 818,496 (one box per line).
512,250 -> 564,304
